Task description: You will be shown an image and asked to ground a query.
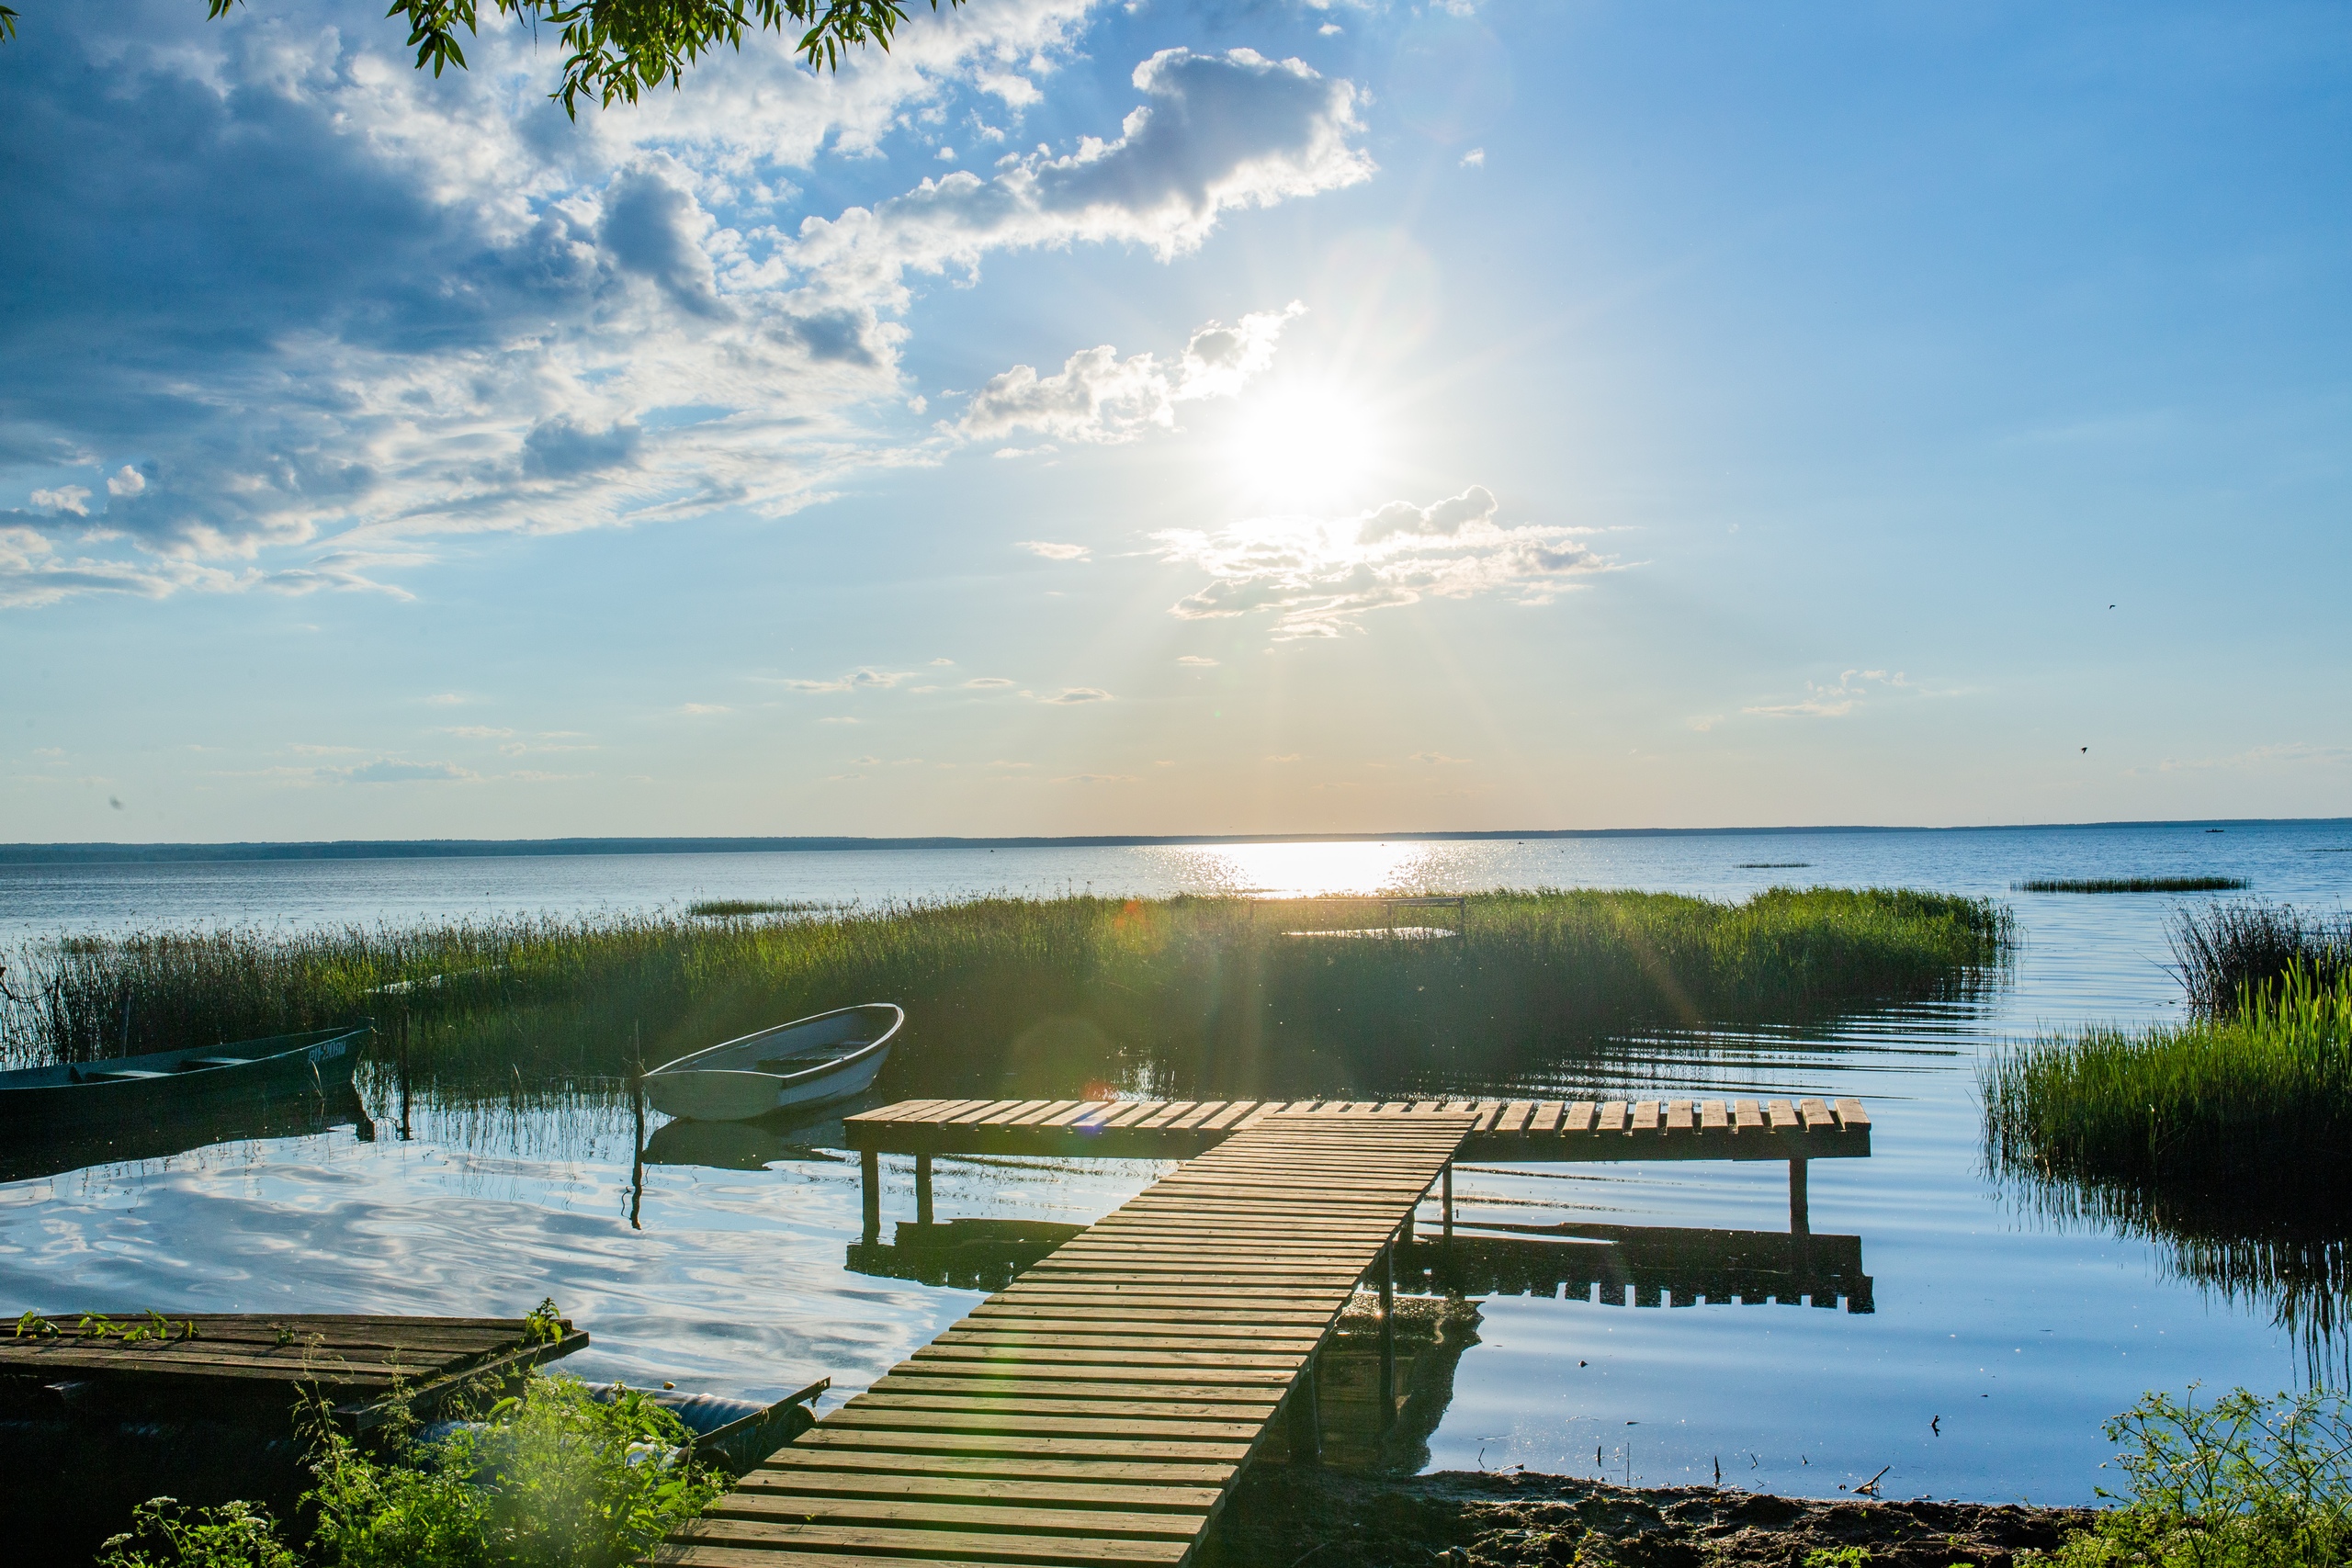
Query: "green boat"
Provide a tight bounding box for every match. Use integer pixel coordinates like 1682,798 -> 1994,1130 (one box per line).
0,1023 -> 369,1139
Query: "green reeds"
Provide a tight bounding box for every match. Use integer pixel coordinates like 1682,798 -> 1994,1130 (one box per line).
2174,902 -> 2352,1018
4,886 -> 2009,1098
685,898 -> 827,917
1983,964 -> 2352,1196
2013,876 -> 2251,894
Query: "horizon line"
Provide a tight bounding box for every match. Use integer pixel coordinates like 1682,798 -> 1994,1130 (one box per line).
1,816 -> 2342,866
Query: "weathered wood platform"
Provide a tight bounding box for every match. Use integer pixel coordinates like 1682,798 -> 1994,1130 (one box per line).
844,1095 -> 1870,1162
0,1313 -> 586,1427
659,1108 -> 1477,1568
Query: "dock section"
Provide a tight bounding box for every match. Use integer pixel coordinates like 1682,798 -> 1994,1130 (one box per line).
659,1108 -> 1477,1568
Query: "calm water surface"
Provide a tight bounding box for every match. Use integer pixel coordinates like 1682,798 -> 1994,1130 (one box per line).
4,822 -> 2350,1506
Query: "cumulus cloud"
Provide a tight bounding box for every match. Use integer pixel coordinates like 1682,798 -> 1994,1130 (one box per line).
1155,485 -> 1614,638
961,301 -> 1304,446
1041,686 -> 1113,703
29,486 -> 90,516
1,12 -> 1369,607
1016,540 -> 1091,560
1176,654 -> 1217,666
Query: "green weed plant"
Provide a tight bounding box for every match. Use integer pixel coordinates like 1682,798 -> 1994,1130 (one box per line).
96,1370 -> 726,1568
2030,1386 -> 2352,1567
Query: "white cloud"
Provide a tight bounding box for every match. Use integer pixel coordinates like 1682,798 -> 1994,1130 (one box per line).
1177,654 -> 1217,666
1156,485 -> 1614,638
29,486 -> 91,516
1743,670 -> 1911,719
964,676 -> 1016,688
681,702 -> 731,715
1042,686 -> 1113,704
335,759 -> 475,784
781,669 -> 912,693
1409,750 -> 1470,764
1460,147 -> 1485,167
1265,752 -> 1302,762
1055,772 -> 1138,783
961,301 -> 1305,446
1016,541 -> 1091,560
3,19 -> 1370,608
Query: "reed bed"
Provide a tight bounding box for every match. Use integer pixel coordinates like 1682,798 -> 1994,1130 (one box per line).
2174,901 -> 2352,1018
2,886 -> 2008,1099
1983,964 -> 2352,1199
2014,875 -> 2251,894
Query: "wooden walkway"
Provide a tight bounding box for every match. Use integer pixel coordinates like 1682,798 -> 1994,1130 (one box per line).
844,1095 -> 1870,1162
0,1312 -> 586,1427
658,1108 -> 1478,1568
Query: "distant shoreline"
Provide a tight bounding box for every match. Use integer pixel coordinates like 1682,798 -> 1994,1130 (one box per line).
0,818 -> 2337,867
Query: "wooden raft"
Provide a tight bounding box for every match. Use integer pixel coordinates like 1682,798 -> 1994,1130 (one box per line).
0,1314 -> 587,1427
845,1095 -> 1870,1163
658,1108 -> 1478,1568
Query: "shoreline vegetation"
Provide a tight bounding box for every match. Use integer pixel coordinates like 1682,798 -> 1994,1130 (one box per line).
99,1378 -> 2346,1568
2013,875 -> 2251,894
1,886 -> 2010,1096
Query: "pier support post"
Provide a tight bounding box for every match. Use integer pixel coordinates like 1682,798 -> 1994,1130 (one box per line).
1788,1156 -> 1811,1291
1285,1353 -> 1322,1465
915,1153 -> 934,1229
1442,1163 -> 1453,1243
1378,1242 -> 1397,1432
860,1149 -> 881,1246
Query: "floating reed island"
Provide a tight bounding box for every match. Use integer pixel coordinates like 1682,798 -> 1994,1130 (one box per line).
2,887 -> 2008,1098
2012,875 -> 2251,894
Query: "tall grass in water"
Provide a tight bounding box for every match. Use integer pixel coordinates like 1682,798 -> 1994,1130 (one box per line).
2174,901 -> 2352,1018
3,886 -> 2008,1098
2016,875 -> 2251,894
1984,964 -> 2352,1196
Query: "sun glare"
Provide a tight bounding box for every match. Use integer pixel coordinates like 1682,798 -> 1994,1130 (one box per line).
1227,383 -> 1381,509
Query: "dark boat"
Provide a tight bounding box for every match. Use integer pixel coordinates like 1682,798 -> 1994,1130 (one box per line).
0,1024 -> 369,1137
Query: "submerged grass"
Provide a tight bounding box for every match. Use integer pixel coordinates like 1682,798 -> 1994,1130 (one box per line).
2,886 -> 2007,1097
2015,876 -> 2252,894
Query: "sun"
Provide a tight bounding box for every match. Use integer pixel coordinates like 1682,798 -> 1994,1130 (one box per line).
1226,382 -> 1381,509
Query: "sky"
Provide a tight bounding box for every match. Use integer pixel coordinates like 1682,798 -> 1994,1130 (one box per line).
4,1 -> 2348,842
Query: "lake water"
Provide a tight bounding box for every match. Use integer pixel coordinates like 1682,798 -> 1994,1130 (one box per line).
4,820 -> 2350,1506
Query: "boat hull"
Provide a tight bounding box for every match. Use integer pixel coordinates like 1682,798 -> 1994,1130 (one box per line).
642,1042 -> 889,1122
641,1004 -> 900,1123
0,1026 -> 368,1135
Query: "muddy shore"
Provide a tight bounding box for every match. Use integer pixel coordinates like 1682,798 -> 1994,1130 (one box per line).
1210,1466 -> 2092,1568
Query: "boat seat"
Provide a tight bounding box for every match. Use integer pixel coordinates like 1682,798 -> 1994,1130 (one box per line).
177,1056 -> 255,1070
85,1069 -> 172,1081
754,1051 -> 861,1074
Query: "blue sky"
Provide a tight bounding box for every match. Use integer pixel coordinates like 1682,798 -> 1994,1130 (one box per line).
5,1 -> 2347,840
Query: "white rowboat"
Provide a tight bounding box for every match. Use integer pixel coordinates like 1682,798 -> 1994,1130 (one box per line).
640,1003 -> 902,1122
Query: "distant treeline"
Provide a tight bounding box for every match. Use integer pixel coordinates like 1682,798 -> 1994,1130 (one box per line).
1,887 -> 2009,1099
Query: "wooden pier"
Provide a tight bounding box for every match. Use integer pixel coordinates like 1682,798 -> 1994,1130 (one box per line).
658,1107 -> 1476,1567
665,1091 -> 1873,1566
844,1095 -> 1870,1245
0,1312 -> 586,1427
